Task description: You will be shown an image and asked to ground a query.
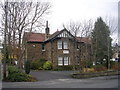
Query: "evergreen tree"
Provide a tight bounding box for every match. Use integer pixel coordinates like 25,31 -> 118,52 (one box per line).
92,17 -> 112,67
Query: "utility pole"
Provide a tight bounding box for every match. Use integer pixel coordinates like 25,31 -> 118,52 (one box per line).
3,1 -> 8,80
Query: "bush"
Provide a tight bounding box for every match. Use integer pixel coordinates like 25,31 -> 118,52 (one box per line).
43,61 -> 52,70
8,66 -> 21,75
31,58 -> 46,70
7,66 -> 37,82
54,66 -> 73,71
83,68 -> 95,72
25,60 -> 31,74
112,63 -> 119,70
7,72 -> 28,82
94,65 -> 107,72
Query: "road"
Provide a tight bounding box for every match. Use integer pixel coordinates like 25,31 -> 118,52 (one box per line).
2,71 -> 119,88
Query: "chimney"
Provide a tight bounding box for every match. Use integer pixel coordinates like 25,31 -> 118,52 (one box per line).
45,21 -> 50,40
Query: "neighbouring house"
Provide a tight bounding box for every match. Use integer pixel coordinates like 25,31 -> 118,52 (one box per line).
112,44 -> 120,62
22,21 -> 92,68
0,44 -> 3,64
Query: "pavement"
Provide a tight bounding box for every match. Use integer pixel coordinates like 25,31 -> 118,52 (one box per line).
2,70 -> 120,88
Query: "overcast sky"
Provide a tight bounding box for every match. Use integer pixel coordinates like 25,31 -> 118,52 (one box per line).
47,0 -> 118,33
0,0 -> 119,44
43,0 -> 118,44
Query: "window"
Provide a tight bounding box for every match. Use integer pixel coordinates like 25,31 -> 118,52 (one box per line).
64,56 -> 68,65
63,41 -> 68,49
58,57 -> 63,66
76,56 -> 80,65
77,43 -> 79,49
58,56 -> 70,66
58,40 -> 68,49
58,41 -> 62,49
42,44 -> 45,51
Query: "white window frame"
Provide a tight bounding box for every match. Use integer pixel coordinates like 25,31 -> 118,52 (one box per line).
58,41 -> 62,49
58,57 -> 63,66
63,41 -> 68,49
64,56 -> 69,65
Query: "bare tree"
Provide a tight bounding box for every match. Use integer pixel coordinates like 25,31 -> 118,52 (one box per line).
3,1 -> 8,80
65,20 -> 93,72
66,21 -> 82,70
0,1 -> 51,68
81,20 -> 93,69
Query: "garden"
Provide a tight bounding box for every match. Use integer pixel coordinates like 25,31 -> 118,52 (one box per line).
71,61 -> 120,79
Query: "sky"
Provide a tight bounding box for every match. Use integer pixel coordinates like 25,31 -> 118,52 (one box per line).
0,0 -> 119,44
47,0 -> 118,32
44,0 -> 118,45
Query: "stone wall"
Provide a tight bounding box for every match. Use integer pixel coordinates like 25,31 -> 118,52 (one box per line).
26,38 -> 92,68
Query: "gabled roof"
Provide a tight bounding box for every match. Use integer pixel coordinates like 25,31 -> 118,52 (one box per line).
24,29 -> 91,44
48,31 -> 60,40
47,28 -> 75,41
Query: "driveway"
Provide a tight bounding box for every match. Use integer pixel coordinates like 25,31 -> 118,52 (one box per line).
30,70 -> 77,81
2,70 -> 119,88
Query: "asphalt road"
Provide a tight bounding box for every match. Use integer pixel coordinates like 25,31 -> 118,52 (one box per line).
2,71 -> 119,88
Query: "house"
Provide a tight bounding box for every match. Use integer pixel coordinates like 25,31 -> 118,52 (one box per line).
23,21 -> 92,68
0,44 -> 3,64
112,44 -> 120,62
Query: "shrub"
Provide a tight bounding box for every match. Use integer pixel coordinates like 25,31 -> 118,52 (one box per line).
54,66 -> 73,71
7,72 -> 28,82
31,58 -> 46,70
7,66 -> 37,82
83,68 -> 95,72
112,63 -> 119,70
25,60 -> 31,74
43,61 -> 52,70
112,65 -> 119,70
94,65 -> 107,72
8,66 -> 21,75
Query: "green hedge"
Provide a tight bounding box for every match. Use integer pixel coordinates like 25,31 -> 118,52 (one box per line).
31,58 -> 46,70
53,65 -> 73,71
7,66 -> 37,82
71,70 -> 120,79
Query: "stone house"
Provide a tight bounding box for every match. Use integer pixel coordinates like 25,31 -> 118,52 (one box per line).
23,21 -> 92,68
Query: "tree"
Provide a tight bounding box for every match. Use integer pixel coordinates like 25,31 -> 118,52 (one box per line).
66,21 -> 82,70
92,17 -> 112,68
0,1 -> 51,68
3,1 -> 8,80
66,20 -> 93,71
